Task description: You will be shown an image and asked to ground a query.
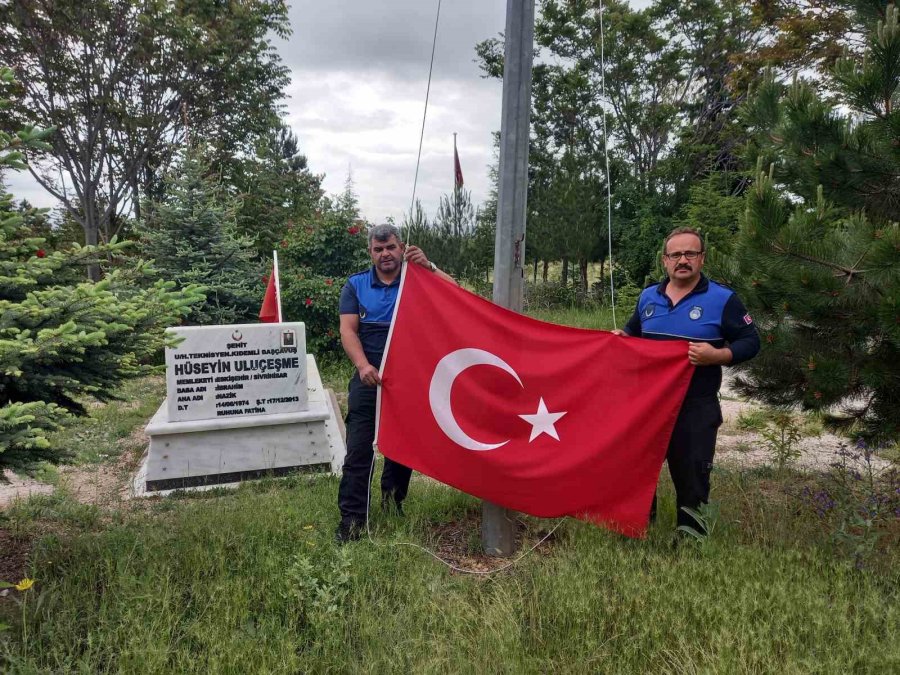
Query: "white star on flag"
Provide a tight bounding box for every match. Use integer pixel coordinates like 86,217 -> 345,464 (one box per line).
518,398 -> 567,442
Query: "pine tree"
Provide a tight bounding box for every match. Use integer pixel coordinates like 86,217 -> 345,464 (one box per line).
722,7 -> 900,440
0,66 -> 204,476
232,124 -> 323,257
141,149 -> 262,326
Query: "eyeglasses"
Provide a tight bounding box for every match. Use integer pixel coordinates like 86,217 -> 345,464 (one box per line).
664,250 -> 703,261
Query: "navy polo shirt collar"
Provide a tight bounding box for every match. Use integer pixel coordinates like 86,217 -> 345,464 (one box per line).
368,265 -> 402,288
656,273 -> 710,298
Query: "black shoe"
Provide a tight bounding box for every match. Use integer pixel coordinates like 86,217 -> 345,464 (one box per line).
334,519 -> 363,544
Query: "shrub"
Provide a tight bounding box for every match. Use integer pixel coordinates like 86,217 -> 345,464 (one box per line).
279,206 -> 369,356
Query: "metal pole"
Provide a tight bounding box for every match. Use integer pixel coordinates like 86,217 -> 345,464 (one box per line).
483,0 -> 535,557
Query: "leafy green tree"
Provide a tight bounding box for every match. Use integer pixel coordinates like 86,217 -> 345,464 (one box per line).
722,7 -> 900,440
674,172 -> 747,255
478,0 -> 761,286
736,1 -> 893,84
0,0 -> 290,270
279,198 -> 369,357
141,148 -> 261,326
0,67 -> 203,476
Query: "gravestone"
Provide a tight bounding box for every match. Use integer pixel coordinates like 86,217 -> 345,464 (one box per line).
135,322 -> 345,494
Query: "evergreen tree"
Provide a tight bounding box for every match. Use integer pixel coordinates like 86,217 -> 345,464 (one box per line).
232,124 -> 323,258
0,67 -> 203,476
722,7 -> 900,440
142,149 -> 261,326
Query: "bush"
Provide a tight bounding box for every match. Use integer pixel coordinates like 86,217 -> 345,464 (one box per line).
801,440 -> 900,568
279,205 -> 369,356
523,281 -> 577,310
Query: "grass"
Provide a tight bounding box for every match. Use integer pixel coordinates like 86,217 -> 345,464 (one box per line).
1,306 -> 898,672
44,376 -> 167,469
1,468 -> 898,673
527,305 -> 619,331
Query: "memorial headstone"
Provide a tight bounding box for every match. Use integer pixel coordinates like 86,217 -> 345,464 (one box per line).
136,322 -> 345,494
166,323 -> 308,422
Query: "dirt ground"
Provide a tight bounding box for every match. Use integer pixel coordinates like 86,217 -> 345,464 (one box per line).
0,422 -> 147,510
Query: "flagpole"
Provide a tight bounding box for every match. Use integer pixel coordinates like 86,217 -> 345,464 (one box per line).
484,0 -> 535,558
272,250 -> 284,323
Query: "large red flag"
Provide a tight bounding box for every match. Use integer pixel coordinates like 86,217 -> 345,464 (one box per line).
259,272 -> 279,323
376,264 -> 694,537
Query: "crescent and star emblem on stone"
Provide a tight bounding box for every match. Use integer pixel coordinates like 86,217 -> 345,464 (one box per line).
428,348 -> 567,451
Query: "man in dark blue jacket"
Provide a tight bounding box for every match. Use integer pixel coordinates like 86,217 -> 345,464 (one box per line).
335,224 -> 455,543
614,227 -> 760,532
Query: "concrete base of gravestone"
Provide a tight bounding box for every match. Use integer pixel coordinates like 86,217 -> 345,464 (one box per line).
133,355 -> 345,496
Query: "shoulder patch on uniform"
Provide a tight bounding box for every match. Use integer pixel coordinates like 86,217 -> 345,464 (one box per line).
743,313 -> 753,325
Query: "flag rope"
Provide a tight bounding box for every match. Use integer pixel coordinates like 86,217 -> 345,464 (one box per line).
598,0 -> 617,329
407,0 -> 443,239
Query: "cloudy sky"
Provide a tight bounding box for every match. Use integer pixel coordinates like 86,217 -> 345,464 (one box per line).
6,0 -> 509,225
279,0 -> 508,223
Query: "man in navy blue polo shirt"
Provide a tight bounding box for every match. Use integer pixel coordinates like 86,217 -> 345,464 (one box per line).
614,227 -> 760,533
335,223 -> 456,543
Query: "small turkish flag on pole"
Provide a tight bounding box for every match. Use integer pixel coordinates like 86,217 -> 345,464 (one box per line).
259,250 -> 283,323
453,133 -> 464,190
376,263 -> 694,537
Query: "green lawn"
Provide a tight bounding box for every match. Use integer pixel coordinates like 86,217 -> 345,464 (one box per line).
2,469 -> 898,673
1,308 -> 898,672
528,305 -> 619,331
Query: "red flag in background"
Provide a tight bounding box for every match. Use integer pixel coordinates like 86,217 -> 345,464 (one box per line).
376,263 -> 694,537
259,271 -> 279,323
453,134 -> 464,189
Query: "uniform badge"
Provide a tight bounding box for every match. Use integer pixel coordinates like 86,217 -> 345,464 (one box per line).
689,306 -> 703,320
359,305 -> 367,320
643,305 -> 655,318
743,313 -> 753,325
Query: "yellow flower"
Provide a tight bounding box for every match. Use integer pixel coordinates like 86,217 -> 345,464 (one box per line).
303,525 -> 314,530
14,578 -> 34,592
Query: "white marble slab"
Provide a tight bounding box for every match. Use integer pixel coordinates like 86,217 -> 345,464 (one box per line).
165,322 -> 308,422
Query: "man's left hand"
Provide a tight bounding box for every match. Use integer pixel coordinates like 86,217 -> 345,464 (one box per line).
405,245 -> 432,270
688,342 -> 732,366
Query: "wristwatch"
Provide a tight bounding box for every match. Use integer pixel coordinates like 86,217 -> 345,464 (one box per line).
428,261 -> 437,272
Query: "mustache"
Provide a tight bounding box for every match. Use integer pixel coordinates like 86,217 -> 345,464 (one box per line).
675,264 -> 692,271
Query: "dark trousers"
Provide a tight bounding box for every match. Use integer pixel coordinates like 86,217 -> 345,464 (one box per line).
651,395 -> 723,529
337,373 -> 412,525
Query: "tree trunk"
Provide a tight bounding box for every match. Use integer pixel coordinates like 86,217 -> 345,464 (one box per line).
561,257 -> 569,286
84,195 -> 101,281
598,258 -> 605,304
579,259 -> 589,294
542,259 -> 549,282
132,174 -> 141,221
533,258 -> 538,283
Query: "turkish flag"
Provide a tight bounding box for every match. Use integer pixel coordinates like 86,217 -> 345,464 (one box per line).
454,144 -> 464,189
375,263 -> 694,537
259,271 -> 279,323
